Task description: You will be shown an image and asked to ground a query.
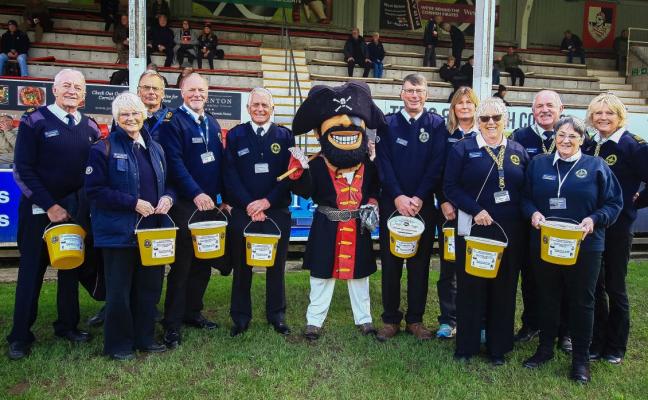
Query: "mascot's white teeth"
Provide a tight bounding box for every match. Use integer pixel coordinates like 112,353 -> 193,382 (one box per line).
331,134 -> 359,145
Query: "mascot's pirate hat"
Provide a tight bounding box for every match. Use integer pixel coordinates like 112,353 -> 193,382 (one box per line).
292,81 -> 385,135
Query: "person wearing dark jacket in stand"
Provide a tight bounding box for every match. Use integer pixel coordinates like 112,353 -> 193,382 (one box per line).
147,15 -> 175,67
423,15 -> 442,67
344,28 -> 371,78
367,32 -> 385,78
196,25 -> 221,70
112,14 -> 129,65
441,22 -> 465,68
0,20 -> 30,77
560,30 -> 586,64
100,0 -> 119,31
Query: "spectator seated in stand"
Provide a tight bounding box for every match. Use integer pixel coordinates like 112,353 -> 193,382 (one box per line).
0,20 -> 30,77
367,32 -> 385,79
0,114 -> 17,168
499,46 -> 525,86
440,55 -> 467,90
196,24 -> 223,70
613,29 -> 628,72
20,0 -> 52,42
147,14 -> 175,67
176,64 -> 194,88
458,55 -> 474,87
494,84 -> 511,106
149,0 -> 170,27
176,20 -> 196,66
100,0 -> 119,32
113,14 -> 129,64
343,27 -> 371,78
560,30 -> 586,64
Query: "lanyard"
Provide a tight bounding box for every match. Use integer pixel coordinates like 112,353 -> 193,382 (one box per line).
555,158 -> 580,198
148,111 -> 165,135
483,145 -> 506,190
180,106 -> 209,147
593,143 -> 602,157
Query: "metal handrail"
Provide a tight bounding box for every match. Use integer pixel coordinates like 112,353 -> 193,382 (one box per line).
625,27 -> 648,78
280,7 -> 305,149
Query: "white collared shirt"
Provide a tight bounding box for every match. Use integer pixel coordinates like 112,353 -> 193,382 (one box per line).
251,121 -> 272,136
134,134 -> 146,149
593,126 -> 625,145
180,104 -> 205,124
401,108 -> 424,123
459,124 -> 479,137
553,150 -> 582,165
476,133 -> 508,149
48,103 -> 81,126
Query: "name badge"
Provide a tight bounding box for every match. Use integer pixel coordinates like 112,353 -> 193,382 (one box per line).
542,174 -> 557,181
192,137 -> 204,144
527,148 -> 538,154
448,138 -> 459,143
44,130 -> 59,138
469,151 -> 482,158
254,163 -> 269,174
494,190 -> 510,204
201,151 -> 215,164
549,197 -> 567,210
238,148 -> 250,157
396,138 -> 408,146
32,205 -> 46,215
113,153 -> 128,159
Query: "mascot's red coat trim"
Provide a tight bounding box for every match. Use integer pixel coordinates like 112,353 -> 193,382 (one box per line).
329,164 -> 364,280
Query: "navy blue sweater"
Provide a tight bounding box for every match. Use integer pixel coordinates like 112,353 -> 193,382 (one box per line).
367,41 -> 385,62
158,106 -> 223,201
522,154 -> 622,252
376,111 -> 448,203
223,122 -> 294,210
512,125 -> 594,160
436,128 -> 477,205
13,106 -> 100,210
443,137 -> 529,224
583,130 -> 648,228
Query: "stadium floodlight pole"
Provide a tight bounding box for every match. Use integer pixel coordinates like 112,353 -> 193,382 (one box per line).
473,0 -> 496,102
128,0 -> 147,93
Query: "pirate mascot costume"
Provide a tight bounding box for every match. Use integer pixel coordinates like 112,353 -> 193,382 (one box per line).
287,82 -> 384,340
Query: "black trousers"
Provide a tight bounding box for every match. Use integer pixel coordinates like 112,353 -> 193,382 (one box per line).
452,47 -> 464,68
505,67 -> 525,86
163,199 -> 213,331
379,202 -> 437,325
535,251 -> 602,362
229,208 -> 290,327
455,222 -> 522,357
147,46 -> 174,67
7,199 -> 83,344
592,221 -> 632,357
176,45 -> 195,66
436,219 -> 457,327
423,45 -> 436,67
519,235 -> 539,331
197,51 -> 215,69
102,247 -> 162,355
347,57 -> 371,78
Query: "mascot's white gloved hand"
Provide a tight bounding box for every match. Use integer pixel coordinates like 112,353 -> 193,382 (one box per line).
287,146 -> 309,180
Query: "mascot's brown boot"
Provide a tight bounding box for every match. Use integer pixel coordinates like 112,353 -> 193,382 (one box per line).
376,323 -> 400,342
406,323 -> 433,340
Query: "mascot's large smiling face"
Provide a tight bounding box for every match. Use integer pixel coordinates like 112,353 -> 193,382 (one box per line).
292,81 -> 384,170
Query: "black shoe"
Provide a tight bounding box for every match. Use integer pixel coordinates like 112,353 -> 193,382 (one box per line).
163,329 -> 181,349
184,315 -> 218,330
570,361 -> 591,383
490,355 -> 506,366
603,354 -> 623,364
7,342 -> 30,360
140,343 -> 167,353
514,327 -> 540,342
110,351 -> 135,361
303,325 -> 321,341
230,324 -> 249,337
56,329 -> 91,343
558,336 -> 573,353
87,307 -> 105,327
523,349 -> 554,369
271,321 -> 291,336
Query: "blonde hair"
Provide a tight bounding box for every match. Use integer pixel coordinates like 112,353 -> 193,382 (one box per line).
447,87 -> 479,133
476,97 -> 509,125
586,92 -> 627,129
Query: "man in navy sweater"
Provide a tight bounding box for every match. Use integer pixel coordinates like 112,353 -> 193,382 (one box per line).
375,74 -> 448,341
159,73 -> 224,348
147,14 -> 175,67
8,69 -> 100,360
225,88 -> 294,337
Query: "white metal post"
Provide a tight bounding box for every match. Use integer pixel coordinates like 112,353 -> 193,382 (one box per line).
473,0 -> 497,101
128,0 -> 147,93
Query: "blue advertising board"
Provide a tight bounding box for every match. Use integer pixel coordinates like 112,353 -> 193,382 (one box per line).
0,169 -> 20,245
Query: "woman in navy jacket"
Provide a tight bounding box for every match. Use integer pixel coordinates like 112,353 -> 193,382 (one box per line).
522,116 -> 622,383
444,97 -> 529,365
85,92 -> 175,361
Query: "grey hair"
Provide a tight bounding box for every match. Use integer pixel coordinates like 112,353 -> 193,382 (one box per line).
138,70 -> 166,88
402,73 -> 427,88
53,69 -> 85,87
111,92 -> 147,122
476,97 -> 508,123
247,87 -> 274,108
532,90 -> 562,108
555,115 -> 586,137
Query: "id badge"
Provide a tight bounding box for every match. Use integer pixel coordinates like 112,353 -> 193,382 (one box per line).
549,197 -> 567,210
201,151 -> 215,164
254,163 -> 269,174
32,205 -> 46,215
493,190 -> 510,204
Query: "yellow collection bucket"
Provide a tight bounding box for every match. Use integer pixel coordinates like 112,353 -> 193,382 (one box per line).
244,217 -> 281,268
464,221 -> 508,279
135,214 -> 179,266
540,218 -> 583,266
387,212 -> 425,259
42,223 -> 86,270
188,208 -> 228,259
442,223 -> 456,262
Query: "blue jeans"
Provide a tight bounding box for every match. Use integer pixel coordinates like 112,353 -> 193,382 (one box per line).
0,53 -> 29,76
373,60 -> 383,78
567,48 -> 586,64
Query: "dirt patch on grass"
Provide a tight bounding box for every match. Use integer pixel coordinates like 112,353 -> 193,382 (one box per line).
7,381 -> 30,396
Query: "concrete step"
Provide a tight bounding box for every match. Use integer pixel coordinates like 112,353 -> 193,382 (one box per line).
617,97 -> 647,105
262,54 -> 307,64
261,48 -> 306,58
263,70 -> 310,81
627,104 -> 648,113
268,87 -> 312,97
597,76 -> 628,85
587,69 -> 621,77
608,90 -> 643,98
263,63 -> 309,73
599,83 -> 634,90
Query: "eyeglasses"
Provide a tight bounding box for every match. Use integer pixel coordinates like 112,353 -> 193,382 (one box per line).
479,114 -> 503,123
402,89 -> 426,95
139,85 -> 164,92
119,111 -> 142,118
556,133 -> 581,141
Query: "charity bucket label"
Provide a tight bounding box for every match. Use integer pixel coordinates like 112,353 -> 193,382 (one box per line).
548,237 -> 577,259
394,239 -> 417,255
470,248 -> 498,270
59,234 -> 83,251
447,236 -> 455,255
197,234 -> 220,253
152,239 -> 175,258
251,243 -> 273,261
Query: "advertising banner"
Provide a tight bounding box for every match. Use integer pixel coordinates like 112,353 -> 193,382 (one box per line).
380,0 -> 422,31
418,1 -> 499,26
582,0 -> 616,49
